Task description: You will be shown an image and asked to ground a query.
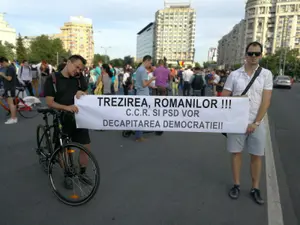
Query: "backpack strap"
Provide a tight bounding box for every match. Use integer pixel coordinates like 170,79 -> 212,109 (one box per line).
51,73 -> 57,94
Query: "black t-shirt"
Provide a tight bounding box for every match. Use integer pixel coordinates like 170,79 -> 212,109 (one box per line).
44,72 -> 88,106
216,76 -> 227,92
3,65 -> 16,91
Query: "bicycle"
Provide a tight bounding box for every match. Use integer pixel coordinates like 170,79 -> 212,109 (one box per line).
0,86 -> 41,118
36,107 -> 100,206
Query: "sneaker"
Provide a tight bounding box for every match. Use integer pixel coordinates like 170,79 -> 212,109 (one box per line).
136,137 -> 147,142
250,188 -> 264,205
228,185 -> 240,199
79,173 -> 93,186
5,118 -> 17,124
64,177 -> 73,190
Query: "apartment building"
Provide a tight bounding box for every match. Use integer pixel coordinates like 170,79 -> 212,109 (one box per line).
0,13 -> 16,46
217,20 -> 246,67
153,1 -> 196,65
218,0 -> 300,68
136,23 -> 155,62
56,16 -> 94,65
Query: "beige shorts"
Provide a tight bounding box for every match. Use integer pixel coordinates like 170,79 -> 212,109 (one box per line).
227,122 -> 266,156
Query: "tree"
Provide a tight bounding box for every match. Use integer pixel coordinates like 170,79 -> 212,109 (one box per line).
195,62 -> 201,68
16,34 -> 27,62
28,35 -> 67,65
4,41 -> 15,61
260,48 -> 300,77
110,58 -> 124,67
93,54 -> 110,65
124,55 -> 134,66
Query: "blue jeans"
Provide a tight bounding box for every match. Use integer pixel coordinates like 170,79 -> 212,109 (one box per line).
135,131 -> 143,139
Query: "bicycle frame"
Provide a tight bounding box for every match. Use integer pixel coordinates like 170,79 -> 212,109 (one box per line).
0,88 -> 33,112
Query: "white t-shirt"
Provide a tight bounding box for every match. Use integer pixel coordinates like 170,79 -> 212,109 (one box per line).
123,72 -> 130,85
223,66 -> 273,123
183,69 -> 194,82
148,72 -> 155,87
213,74 -> 220,84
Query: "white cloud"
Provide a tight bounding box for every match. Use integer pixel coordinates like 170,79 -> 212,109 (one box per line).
2,0 -> 245,63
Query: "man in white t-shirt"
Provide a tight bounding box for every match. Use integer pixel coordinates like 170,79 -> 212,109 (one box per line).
222,41 -> 273,205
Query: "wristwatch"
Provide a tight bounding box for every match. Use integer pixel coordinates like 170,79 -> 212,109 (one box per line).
254,121 -> 261,126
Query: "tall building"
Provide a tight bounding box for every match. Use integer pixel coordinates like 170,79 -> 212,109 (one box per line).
218,0 -> 300,68
207,47 -> 218,62
217,20 -> 246,67
0,13 -> 16,46
56,16 -> 94,65
245,0 -> 300,55
136,22 -> 155,62
153,0 -> 196,65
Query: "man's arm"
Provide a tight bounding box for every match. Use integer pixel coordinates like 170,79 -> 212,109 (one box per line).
254,90 -> 272,123
142,70 -> 155,88
254,71 -> 273,123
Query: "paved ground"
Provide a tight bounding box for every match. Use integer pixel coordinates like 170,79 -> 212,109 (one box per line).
0,84 -> 297,225
268,83 -> 300,225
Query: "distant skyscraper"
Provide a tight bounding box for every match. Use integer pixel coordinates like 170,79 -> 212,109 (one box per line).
55,16 -> 94,65
136,23 -> 155,62
0,13 -> 16,47
153,0 -> 196,65
207,47 -> 217,62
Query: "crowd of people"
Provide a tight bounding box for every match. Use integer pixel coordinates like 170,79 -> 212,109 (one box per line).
0,41 -> 274,206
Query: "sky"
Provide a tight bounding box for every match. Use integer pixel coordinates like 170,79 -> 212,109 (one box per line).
2,0 -> 245,64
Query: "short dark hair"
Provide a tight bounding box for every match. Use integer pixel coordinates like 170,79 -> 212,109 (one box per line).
0,57 -> 9,63
143,55 -> 152,62
22,60 -> 28,63
246,41 -> 263,53
158,59 -> 164,65
69,55 -> 87,65
194,66 -> 201,71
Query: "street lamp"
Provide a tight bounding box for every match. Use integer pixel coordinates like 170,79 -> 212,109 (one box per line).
100,46 -> 111,56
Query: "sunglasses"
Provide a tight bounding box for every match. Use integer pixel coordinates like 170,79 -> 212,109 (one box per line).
247,52 -> 262,57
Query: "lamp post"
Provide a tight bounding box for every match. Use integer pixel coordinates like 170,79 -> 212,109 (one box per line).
100,46 -> 111,63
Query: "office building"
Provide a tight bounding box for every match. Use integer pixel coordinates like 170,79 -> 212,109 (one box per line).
153,0 -> 196,65
55,16 -> 94,65
136,23 -> 155,62
0,13 -> 16,46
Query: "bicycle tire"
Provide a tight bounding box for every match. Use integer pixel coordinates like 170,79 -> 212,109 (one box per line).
48,142 -> 100,206
18,96 -> 41,118
36,125 -> 53,172
122,130 -> 131,138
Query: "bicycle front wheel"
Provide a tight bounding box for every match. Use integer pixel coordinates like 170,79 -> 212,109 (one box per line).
48,143 -> 100,206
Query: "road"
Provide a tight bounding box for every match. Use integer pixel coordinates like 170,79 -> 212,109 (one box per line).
0,84 -> 298,225
268,83 -> 300,225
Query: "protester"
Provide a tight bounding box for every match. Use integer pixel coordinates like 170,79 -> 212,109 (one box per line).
222,41 -> 273,205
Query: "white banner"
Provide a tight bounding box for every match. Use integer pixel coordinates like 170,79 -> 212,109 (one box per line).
75,95 -> 250,133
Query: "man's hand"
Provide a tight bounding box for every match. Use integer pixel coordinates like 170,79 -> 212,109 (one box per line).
151,76 -> 156,81
64,105 -> 79,113
0,72 -> 4,77
246,123 -> 257,134
76,90 -> 86,99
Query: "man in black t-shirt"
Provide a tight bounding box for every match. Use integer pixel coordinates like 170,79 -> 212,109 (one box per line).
44,55 -> 92,188
0,57 -> 17,125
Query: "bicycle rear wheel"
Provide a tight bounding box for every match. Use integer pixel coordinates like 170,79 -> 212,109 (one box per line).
36,125 -> 53,172
48,143 -> 100,206
18,96 -> 41,118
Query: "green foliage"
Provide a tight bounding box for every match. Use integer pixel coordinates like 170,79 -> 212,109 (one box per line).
28,35 -> 68,65
110,58 -> 124,67
93,54 -> 110,65
0,41 -> 15,61
16,34 -> 27,62
124,55 -> 134,66
195,62 -> 201,68
260,48 -> 300,77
